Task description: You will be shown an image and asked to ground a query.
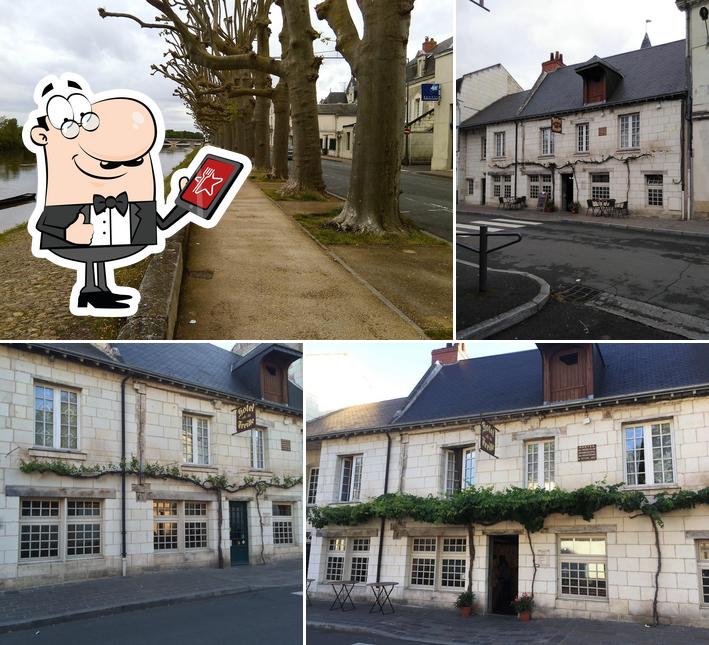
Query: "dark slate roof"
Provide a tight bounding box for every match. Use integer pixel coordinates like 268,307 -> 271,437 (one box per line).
317,103 -> 358,116
16,343 -> 302,414
307,398 -> 408,438
321,91 -> 347,104
460,39 -> 686,129
407,37 -> 453,81
309,344 -> 709,436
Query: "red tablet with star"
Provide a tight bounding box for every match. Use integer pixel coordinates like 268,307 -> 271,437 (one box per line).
174,153 -> 244,219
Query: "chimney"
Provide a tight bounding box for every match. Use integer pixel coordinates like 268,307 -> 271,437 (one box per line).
422,36 -> 438,53
542,51 -> 565,74
431,343 -> 468,365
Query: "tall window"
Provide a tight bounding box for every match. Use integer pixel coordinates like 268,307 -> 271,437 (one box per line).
272,503 -> 294,544
493,175 -> 502,197
338,455 -> 363,502
528,174 -> 540,198
619,113 -> 640,148
307,467 -> 319,505
181,414 -> 209,465
624,421 -> 674,486
325,538 -> 346,580
559,535 -> 607,598
409,536 -> 468,590
20,499 -> 102,561
540,127 -> 554,155
251,428 -> 265,470
577,123 -> 590,152
154,500 -> 208,551
444,446 -> 476,495
590,173 -> 610,200
184,502 -> 208,549
153,500 -> 179,550
646,174 -> 663,207
697,540 -> 709,605
494,131 -> 505,157
34,384 -> 79,449
324,537 -> 371,583
481,136 -> 487,160
467,178 -> 474,195
503,175 -> 512,198
526,440 -> 555,490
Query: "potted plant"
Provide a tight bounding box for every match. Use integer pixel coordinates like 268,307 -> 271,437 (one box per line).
544,199 -> 556,213
511,593 -> 535,621
571,201 -> 581,214
455,590 -> 475,617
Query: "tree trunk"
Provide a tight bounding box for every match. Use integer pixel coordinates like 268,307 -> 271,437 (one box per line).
317,0 -> 414,233
253,19 -> 272,171
271,81 -> 290,179
276,0 -> 325,194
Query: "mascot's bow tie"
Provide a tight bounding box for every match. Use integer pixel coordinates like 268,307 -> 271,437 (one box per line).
93,192 -> 129,215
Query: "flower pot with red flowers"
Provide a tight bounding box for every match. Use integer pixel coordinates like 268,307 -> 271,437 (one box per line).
455,590 -> 475,617
511,593 -> 535,621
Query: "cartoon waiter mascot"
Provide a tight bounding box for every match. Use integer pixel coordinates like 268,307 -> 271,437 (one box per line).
23,73 -> 250,317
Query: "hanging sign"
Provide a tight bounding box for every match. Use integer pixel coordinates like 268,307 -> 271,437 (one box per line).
422,83 -> 441,101
479,420 -> 497,457
551,117 -> 563,133
234,402 -> 256,434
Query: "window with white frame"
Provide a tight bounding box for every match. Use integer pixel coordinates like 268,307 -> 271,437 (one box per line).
494,131 -> 505,157
443,446 -> 476,495
623,420 -> 674,486
559,535 -> 607,598
619,113 -> 640,148
307,467 -> 319,505
541,175 -> 552,197
324,537 -> 371,583
272,503 -> 294,544
528,174 -> 540,198
540,127 -> 554,155
409,536 -> 468,590
493,175 -> 502,197
577,122 -> 590,153
251,428 -> 265,470
590,173 -> 610,200
646,174 -> 663,207
525,440 -> 555,490
34,383 -> 79,450
338,455 -> 363,502
19,498 -> 102,561
697,540 -> 709,605
154,500 -> 209,551
467,178 -> 474,195
181,414 -> 209,465
481,136 -> 487,160
184,501 -> 208,549
503,175 -> 512,198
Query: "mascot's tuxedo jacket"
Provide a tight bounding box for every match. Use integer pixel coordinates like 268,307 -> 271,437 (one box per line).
35,200 -> 163,249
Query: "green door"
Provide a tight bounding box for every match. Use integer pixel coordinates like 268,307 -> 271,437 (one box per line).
229,501 -> 249,565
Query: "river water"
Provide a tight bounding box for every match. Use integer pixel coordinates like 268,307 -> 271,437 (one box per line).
0,147 -> 191,234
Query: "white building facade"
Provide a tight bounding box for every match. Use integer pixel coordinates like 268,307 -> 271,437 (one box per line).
307,343 -> 709,628
0,343 -> 303,590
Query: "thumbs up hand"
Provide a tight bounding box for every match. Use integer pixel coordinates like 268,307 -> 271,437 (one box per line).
66,213 -> 94,245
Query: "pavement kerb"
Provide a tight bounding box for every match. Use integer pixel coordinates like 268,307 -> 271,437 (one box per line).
307,619 -> 460,645
456,259 -> 551,339
0,582 -> 298,635
259,187 -> 429,339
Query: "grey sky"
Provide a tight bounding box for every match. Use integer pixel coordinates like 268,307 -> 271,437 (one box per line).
457,0 -> 686,88
0,0 -> 452,132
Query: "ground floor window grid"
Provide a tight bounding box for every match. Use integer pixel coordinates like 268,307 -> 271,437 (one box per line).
409,536 -> 468,590
559,535 -> 607,599
324,536 -> 370,582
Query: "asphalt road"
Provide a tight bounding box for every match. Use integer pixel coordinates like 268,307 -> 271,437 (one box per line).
456,210 -> 709,319
319,158 -> 453,241
308,627 -> 432,645
0,587 -> 302,645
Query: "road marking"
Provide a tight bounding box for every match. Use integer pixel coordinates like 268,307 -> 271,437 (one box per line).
494,217 -> 543,226
457,224 -> 504,233
470,219 -> 525,228
292,591 -> 303,596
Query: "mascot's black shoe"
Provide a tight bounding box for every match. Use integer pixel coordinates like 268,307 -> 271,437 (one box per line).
77,291 -> 132,309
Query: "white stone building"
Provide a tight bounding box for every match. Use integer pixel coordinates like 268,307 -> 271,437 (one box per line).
306,343 -> 709,627
458,38 -> 696,219
0,342 -> 303,590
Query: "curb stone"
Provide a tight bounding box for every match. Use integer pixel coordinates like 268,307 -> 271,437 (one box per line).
0,582 -> 297,635
456,260 -> 551,339
307,620 -> 461,645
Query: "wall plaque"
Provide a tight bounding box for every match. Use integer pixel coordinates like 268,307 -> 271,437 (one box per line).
578,444 -> 597,461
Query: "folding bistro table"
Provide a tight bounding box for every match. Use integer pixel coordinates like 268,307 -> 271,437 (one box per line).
366,581 -> 398,615
306,578 -> 314,606
328,580 -> 357,611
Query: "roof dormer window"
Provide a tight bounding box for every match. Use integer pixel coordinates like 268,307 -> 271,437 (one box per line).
575,57 -> 623,106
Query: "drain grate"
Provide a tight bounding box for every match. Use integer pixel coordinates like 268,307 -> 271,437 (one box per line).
187,270 -> 214,280
554,282 -> 603,303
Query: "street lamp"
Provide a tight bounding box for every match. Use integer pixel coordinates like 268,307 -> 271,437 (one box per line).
469,0 -> 491,11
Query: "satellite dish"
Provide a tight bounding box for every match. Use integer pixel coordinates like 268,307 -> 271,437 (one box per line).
701,6 -> 709,20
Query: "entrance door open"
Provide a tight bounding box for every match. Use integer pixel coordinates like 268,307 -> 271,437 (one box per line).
481,177 -> 486,205
229,501 -> 249,565
489,535 -> 519,614
562,174 -> 574,211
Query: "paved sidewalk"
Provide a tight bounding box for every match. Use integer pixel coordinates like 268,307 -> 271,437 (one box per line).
175,180 -> 423,339
307,598 -> 709,644
0,558 -> 301,634
457,204 -> 709,238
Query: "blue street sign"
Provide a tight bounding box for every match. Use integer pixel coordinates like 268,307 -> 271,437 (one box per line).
421,83 -> 441,102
